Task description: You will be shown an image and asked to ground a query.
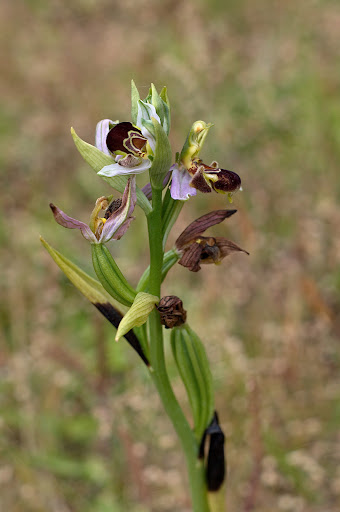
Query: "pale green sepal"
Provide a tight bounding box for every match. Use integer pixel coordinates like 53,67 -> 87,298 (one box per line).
160,86 -> 170,108
141,118 -> 156,139
208,484 -> 226,512
115,292 -> 159,341
151,84 -> 166,127
149,118 -> 172,190
159,86 -> 171,135
71,128 -> 152,215
131,79 -> 140,125
40,237 -> 112,304
150,84 -> 170,135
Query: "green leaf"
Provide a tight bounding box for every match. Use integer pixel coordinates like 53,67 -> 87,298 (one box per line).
71,128 -> 152,215
115,292 -> 159,341
40,236 -> 112,304
149,117 -> 172,190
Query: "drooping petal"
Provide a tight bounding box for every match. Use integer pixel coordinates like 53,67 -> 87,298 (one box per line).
100,177 -> 137,243
175,210 -> 237,248
212,237 -> 249,259
95,119 -> 115,155
49,204 -> 97,243
98,158 -> 152,179
178,242 -> 203,272
170,164 -> 197,200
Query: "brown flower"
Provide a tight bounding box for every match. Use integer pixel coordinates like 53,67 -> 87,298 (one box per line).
175,210 -> 248,272
157,296 -> 187,328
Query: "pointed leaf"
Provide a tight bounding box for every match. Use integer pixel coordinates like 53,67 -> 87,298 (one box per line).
40,236 -> 112,303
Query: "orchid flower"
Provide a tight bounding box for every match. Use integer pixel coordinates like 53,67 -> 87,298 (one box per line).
170,121 -> 242,201
95,101 -> 163,180
50,177 -> 136,244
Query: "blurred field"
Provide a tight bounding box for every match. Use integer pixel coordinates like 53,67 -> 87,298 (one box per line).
1,0 -> 340,511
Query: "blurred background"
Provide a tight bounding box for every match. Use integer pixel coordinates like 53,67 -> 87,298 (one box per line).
1,1 -> 340,511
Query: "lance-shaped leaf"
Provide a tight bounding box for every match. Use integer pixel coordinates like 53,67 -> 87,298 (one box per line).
40,237 -> 149,364
115,292 -> 159,341
71,128 -> 152,215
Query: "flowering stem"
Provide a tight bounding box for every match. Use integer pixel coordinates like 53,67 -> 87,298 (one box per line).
147,186 -> 209,512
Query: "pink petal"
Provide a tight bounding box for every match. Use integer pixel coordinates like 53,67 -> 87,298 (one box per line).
50,204 -> 96,242
170,164 -> 197,200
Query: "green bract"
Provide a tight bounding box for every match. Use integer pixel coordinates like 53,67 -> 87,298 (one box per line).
115,292 -> 159,341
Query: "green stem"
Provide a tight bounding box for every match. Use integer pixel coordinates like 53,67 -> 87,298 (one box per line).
147,187 -> 209,512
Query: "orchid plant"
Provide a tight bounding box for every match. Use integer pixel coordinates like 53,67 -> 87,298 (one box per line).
41,81 -> 248,512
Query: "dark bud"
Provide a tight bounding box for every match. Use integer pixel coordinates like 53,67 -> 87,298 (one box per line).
204,412 -> 226,492
157,296 -> 187,328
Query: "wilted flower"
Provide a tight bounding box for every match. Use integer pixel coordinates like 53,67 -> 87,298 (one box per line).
50,177 -> 136,244
175,209 -> 248,272
157,296 -> 187,328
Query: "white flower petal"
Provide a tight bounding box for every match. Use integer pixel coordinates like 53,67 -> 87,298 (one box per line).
95,119 -> 114,155
98,159 -> 152,178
